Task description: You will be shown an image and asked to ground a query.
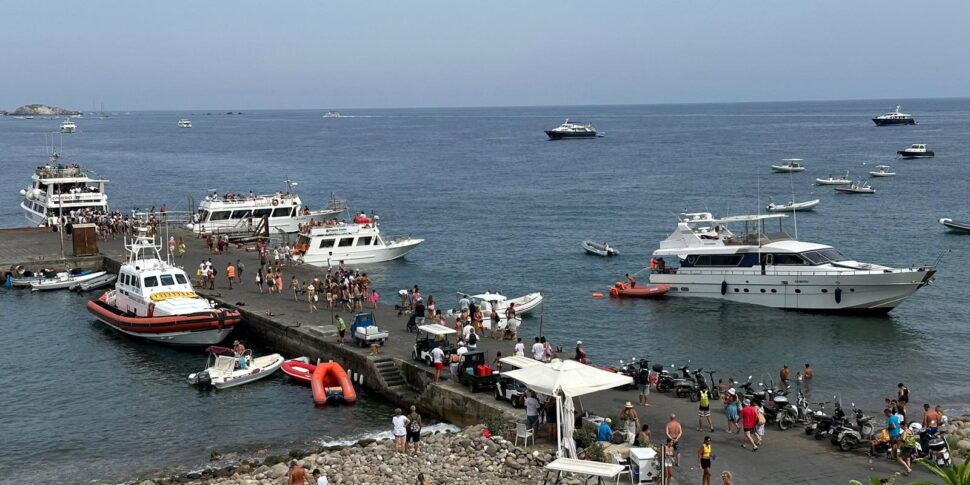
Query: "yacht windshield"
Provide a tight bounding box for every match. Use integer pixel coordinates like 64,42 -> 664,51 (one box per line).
801,249 -> 849,265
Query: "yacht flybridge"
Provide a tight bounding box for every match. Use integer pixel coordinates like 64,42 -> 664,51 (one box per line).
186,181 -> 346,235
19,149 -> 109,226
649,212 -> 935,313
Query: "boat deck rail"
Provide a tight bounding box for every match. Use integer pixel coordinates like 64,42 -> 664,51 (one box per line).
659,266 -> 933,277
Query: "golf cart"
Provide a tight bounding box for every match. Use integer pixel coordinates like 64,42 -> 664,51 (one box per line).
457,350 -> 499,393
494,355 -> 543,407
412,324 -> 457,366
350,312 -> 388,347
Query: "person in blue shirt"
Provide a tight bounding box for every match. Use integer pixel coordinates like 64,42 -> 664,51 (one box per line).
885,408 -> 902,458
597,418 -> 614,442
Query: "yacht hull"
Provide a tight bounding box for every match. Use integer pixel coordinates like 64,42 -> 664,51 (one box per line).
87,296 -> 241,345
545,131 -> 598,140
649,268 -> 934,314
300,239 -> 423,266
873,118 -> 915,126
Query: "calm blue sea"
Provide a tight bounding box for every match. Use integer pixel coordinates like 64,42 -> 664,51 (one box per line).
2,100 -> 970,483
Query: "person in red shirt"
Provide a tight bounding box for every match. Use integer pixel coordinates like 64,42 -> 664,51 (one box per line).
740,400 -> 759,451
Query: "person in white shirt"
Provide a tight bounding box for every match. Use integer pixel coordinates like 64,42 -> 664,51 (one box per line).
391,408 -> 409,454
462,323 -> 474,342
514,338 -> 525,357
312,469 -> 329,485
532,337 -> 544,360
431,346 -> 444,383
452,343 -> 468,382
524,391 -> 541,432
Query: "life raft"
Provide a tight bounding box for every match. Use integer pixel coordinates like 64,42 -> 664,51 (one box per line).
609,282 -> 670,299
311,361 -> 357,405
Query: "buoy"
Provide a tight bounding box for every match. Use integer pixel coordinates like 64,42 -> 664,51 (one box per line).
720,280 -> 728,296
834,287 -> 842,304
592,292 -> 604,299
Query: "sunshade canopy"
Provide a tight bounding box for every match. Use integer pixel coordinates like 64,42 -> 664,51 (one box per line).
501,359 -> 633,397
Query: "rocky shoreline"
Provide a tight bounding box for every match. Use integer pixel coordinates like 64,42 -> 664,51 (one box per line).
941,416 -> 970,460
123,426 -> 552,485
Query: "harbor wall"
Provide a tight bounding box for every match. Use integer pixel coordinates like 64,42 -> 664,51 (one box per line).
398,359 -> 522,427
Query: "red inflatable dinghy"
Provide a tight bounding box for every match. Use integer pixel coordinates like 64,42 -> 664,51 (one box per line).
311,361 -> 357,406
281,358 -> 316,384
609,282 -> 669,299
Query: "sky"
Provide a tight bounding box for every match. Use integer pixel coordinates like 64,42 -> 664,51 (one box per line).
0,0 -> 968,110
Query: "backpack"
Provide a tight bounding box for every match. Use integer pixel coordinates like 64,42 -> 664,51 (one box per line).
409,416 -> 422,433
699,390 -> 710,407
468,333 -> 478,345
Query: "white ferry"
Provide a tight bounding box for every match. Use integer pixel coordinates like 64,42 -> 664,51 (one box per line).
649,212 -> 935,314
19,149 -> 109,226
186,181 -> 346,235
293,214 -> 423,266
544,119 -> 600,139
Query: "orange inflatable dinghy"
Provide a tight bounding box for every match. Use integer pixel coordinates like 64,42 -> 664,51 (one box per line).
311,361 -> 357,405
609,282 -> 670,299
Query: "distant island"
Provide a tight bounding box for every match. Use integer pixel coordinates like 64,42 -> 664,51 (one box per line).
0,110 -> 7,116
11,104 -> 80,116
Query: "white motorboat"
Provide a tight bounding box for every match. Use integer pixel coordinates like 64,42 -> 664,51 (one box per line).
544,119 -> 601,139
868,165 -> 896,177
70,273 -> 117,292
8,267 -> 92,288
294,213 -> 422,266
187,347 -> 284,389
186,182 -> 346,235
18,148 -> 110,227
457,291 -> 544,317
834,181 -> 876,194
60,119 -> 77,133
31,270 -> 107,291
177,118 -> 192,128
765,199 -> 819,212
771,159 -> 806,173
872,105 -> 916,126
897,144 -> 934,159
939,218 -> 970,234
648,212 -> 935,313
582,241 -> 618,256
323,111 -> 344,118
815,171 -> 852,185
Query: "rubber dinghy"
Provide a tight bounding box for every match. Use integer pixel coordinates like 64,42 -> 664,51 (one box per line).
582,241 -> 618,256
311,361 -> 357,405
281,357 -> 315,384
609,282 -> 669,299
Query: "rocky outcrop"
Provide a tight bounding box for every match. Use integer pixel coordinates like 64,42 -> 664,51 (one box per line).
11,104 -> 80,116
0,110 -> 7,116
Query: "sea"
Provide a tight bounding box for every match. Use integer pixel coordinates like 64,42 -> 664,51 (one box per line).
2,99 -> 970,483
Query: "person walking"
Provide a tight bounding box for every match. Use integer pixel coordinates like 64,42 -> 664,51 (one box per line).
392,408 -> 409,454
286,460 -> 312,485
897,383 -> 910,415
755,401 -> 766,446
531,337 -> 544,360
698,388 -> 715,432
698,436 -> 713,485
255,268 -> 264,293
724,388 -> 740,433
307,283 -> 317,313
406,405 -> 423,454
226,262 -> 236,290
514,337 -> 525,357
236,259 -> 243,279
431,345 -> 444,383
177,238 -> 186,258
663,438 -> 675,485
335,315 -> 346,344
740,400 -> 759,451
620,402 -> 640,445
665,414 -> 683,466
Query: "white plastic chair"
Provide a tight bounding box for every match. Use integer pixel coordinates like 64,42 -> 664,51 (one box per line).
611,452 -> 631,484
515,422 -> 535,447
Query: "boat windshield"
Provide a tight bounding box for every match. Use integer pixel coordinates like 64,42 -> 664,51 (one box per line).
800,249 -> 849,265
159,274 -> 176,286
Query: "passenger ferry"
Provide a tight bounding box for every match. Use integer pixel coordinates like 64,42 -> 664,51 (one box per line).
186,181 -> 346,235
86,226 -> 241,345
649,212 -> 935,314
293,213 -> 423,266
19,149 -> 109,226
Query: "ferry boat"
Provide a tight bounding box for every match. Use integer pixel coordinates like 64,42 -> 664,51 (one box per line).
293,213 -> 423,266
648,212 -> 935,314
186,181 -> 346,235
544,119 -> 600,140
60,119 -> 77,133
86,227 -> 241,345
872,106 -> 916,126
18,149 -> 109,226
897,144 -> 934,159
177,118 -> 192,128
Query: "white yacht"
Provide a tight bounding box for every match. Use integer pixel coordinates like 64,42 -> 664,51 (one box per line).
872,105 -> 916,126
60,119 -> 77,134
177,118 -> 192,128
186,182 -> 346,235
323,111 -> 344,118
544,119 -> 600,139
293,214 -> 423,266
649,212 -> 935,314
898,144 -> 934,159
19,149 -> 109,226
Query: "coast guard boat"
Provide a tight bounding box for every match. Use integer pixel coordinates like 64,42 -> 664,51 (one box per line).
649,212 -> 935,314
18,148 -> 109,226
293,212 -> 423,266
86,227 -> 241,345
186,181 -> 346,235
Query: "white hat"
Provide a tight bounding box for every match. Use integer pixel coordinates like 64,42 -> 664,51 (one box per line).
576,340 -> 583,345
728,388 -> 736,395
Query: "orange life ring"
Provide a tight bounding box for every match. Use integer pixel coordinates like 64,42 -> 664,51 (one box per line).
272,199 -> 279,206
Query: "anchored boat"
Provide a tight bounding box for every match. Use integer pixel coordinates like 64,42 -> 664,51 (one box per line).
872,105 -> 916,126
766,199 -> 819,212
898,144 -> 934,159
940,218 -> 970,234
293,212 -> 423,265
311,361 -> 357,405
582,241 -> 618,257
544,119 -> 601,139
834,181 -> 876,194
187,346 -> 284,389
18,148 -> 109,227
186,182 -> 346,235
868,165 -> 896,177
815,171 -> 852,186
771,159 -> 806,173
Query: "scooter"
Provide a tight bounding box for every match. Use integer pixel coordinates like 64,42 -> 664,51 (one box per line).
689,369 -> 716,402
607,358 -> 641,391
778,390 -> 808,430
655,364 -> 676,393
672,365 -> 699,399
811,396 -> 846,441
916,427 -> 953,467
832,405 -> 877,451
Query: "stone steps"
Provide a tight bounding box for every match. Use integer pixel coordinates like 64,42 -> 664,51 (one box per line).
374,358 -> 406,388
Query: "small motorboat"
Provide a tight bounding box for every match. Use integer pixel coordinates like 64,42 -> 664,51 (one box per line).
766,199 -> 820,212
897,144 -> 934,159
281,357 -> 316,384
311,361 -> 357,405
609,282 -> 669,299
771,159 -> 806,173
868,165 -> 896,177
70,273 -> 117,292
187,346 -> 284,389
834,181 -> 876,194
8,267 -> 91,288
582,241 -> 618,257
940,218 -> 970,234
31,271 -> 107,291
815,171 -> 852,185
456,291 -> 544,316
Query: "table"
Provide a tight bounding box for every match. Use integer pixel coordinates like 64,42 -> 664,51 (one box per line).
543,457 -> 627,485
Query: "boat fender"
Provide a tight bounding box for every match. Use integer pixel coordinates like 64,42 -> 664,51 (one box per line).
147,302 -> 155,317
834,287 -> 842,304
609,287 -> 619,298
272,198 -> 279,206
720,280 -> 728,296
591,292 -> 604,299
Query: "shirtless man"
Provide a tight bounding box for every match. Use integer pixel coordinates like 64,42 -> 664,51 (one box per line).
287,460 -> 312,485
666,414 -> 683,466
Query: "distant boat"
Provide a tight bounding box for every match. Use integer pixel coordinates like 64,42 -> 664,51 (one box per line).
868,165 -> 896,177
834,180 -> 876,194
872,105 -> 916,126
766,199 -> 819,212
939,218 -> 970,234
60,119 -> 77,134
815,171 -> 851,185
898,144 -> 934,159
177,118 -> 192,128
581,241 -> 618,257
323,111 -> 344,118
771,159 -> 806,173
545,119 -> 600,140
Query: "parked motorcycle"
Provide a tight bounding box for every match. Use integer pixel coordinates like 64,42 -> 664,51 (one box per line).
672,365 -> 699,399
915,425 -> 953,467
607,358 -> 641,391
832,405 -> 877,451
689,369 -> 717,402
810,396 -> 846,441
778,390 -> 809,431
655,364 -> 676,393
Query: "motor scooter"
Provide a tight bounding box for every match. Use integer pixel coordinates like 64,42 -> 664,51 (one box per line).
916,427 -> 953,467
672,364 -> 699,398
689,369 -> 717,402
655,364 -> 676,393
832,405 -> 876,451
811,396 -> 845,441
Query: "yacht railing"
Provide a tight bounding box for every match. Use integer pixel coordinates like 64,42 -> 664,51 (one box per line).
658,267 -> 932,277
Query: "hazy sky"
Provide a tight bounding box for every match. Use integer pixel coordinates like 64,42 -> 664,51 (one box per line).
2,1 -> 967,110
